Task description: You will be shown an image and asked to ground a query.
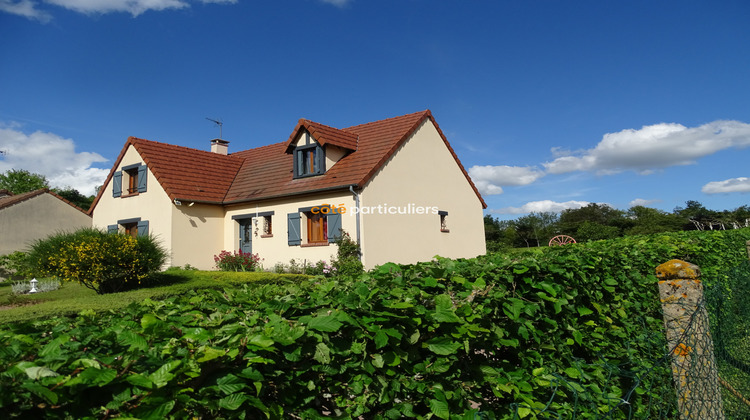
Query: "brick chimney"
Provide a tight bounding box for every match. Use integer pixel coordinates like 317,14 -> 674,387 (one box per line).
210,138 -> 229,155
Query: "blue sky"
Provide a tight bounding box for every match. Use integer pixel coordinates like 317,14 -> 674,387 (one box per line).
1,0 -> 749,219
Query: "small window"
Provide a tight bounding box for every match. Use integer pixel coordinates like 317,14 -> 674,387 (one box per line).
115,163 -> 147,197
261,215 -> 273,237
294,144 -> 325,178
439,210 -> 449,233
306,211 -> 328,244
303,148 -> 316,174
122,221 -> 138,238
125,167 -> 139,195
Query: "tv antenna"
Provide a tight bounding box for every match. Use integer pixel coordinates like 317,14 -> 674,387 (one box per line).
206,117 -> 223,139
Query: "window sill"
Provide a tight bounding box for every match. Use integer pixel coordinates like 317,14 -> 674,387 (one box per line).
441,229 -> 450,233
301,242 -> 329,247
121,192 -> 140,198
261,234 -> 273,238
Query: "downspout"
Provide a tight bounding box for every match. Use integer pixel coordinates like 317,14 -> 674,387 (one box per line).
349,185 -> 362,260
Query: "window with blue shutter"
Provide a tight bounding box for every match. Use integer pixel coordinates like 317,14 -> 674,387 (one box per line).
327,212 -> 342,243
137,165 -> 147,193
293,144 -> 325,178
112,171 -> 122,197
287,213 -> 301,245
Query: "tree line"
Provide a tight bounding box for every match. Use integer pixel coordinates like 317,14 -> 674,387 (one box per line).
485,201 -> 750,251
0,169 -> 96,210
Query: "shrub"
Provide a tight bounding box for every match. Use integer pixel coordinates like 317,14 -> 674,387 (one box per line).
213,250 -> 262,272
0,251 -> 32,280
332,230 -> 363,277
26,228 -> 167,294
274,259 -> 337,276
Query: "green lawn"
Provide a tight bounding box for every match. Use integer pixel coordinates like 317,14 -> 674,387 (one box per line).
0,270 -> 309,324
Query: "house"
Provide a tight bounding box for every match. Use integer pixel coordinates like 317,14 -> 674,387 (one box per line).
0,188 -> 92,256
89,110 -> 487,270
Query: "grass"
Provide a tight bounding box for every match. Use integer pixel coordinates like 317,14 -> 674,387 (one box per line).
0,269 -> 310,324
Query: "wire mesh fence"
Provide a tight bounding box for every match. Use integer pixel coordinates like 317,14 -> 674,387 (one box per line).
510,260 -> 750,419
706,260 -> 750,419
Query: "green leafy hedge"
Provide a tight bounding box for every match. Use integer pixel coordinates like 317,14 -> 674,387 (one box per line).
0,228 -> 748,418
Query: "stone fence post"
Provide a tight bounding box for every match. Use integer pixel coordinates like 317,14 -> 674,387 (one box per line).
656,259 -> 724,420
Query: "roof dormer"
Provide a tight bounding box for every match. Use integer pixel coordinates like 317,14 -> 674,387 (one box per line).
285,119 -> 358,179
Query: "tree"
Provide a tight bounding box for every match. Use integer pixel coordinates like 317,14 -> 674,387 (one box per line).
726,205 -> 750,229
576,221 -> 620,242
484,214 -> 519,252
625,206 -> 683,235
673,200 -> 721,230
0,169 -> 49,194
55,187 -> 95,211
559,203 -> 627,237
514,212 -> 559,247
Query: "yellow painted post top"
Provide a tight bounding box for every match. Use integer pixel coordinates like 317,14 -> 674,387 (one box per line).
655,259 -> 701,281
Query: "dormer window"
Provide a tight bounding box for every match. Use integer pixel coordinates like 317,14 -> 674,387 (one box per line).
294,144 -> 326,178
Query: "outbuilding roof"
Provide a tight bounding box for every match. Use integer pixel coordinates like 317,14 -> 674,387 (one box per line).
0,188 -> 89,214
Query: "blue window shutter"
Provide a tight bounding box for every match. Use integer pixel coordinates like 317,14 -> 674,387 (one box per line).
287,213 -> 301,246
137,220 -> 149,236
292,150 -> 298,178
137,165 -> 148,193
112,171 -> 122,197
317,145 -> 326,174
327,212 -> 342,243
107,224 -> 118,234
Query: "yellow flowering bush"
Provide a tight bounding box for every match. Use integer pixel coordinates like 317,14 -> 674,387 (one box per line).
27,228 -> 167,294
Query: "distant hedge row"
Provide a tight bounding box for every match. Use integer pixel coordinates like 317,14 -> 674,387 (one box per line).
0,228 -> 748,418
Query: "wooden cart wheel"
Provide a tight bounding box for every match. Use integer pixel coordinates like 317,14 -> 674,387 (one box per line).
548,235 -> 576,246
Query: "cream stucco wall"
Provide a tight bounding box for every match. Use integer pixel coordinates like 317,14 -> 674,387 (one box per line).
325,145 -> 347,168
171,203 -> 225,270
0,194 -> 92,255
223,191 -> 356,270
358,119 -> 486,268
91,146 -> 175,266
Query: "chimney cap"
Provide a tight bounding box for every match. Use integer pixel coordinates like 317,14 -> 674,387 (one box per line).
211,138 -> 229,145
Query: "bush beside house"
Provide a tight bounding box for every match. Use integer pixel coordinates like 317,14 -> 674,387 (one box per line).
26,228 -> 167,294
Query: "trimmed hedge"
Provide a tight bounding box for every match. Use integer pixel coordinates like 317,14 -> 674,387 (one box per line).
0,228 -> 748,418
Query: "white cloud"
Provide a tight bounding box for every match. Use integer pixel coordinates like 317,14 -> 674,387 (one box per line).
0,124 -> 109,195
544,120 -> 750,175
468,164 -> 545,196
629,198 -> 661,207
0,0 -> 51,21
45,0 -> 189,16
1,0 -> 236,20
701,177 -> 750,194
491,200 -> 591,215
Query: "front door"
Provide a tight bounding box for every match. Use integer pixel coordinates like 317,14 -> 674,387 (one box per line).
239,219 -> 252,254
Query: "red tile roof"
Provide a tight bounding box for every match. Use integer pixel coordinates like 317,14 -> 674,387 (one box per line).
284,119 -> 358,152
89,110 -> 486,213
0,188 -> 89,215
